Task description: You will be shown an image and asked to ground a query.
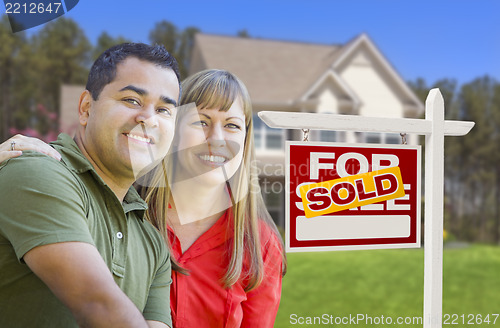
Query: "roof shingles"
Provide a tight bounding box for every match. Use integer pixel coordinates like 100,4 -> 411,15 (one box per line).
190,34 -> 342,104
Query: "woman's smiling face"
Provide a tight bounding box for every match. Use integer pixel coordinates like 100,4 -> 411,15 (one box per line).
174,98 -> 246,185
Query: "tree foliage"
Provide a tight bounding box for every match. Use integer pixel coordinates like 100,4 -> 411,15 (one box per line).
92,31 -> 131,61
0,16 -> 199,140
149,20 -> 199,79
32,17 -> 91,111
409,76 -> 500,244
0,16 -> 27,139
237,29 -> 250,38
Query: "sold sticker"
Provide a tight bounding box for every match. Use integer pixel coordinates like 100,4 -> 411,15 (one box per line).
299,166 -> 405,218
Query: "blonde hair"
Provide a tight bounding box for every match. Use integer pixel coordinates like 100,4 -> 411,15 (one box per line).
143,69 -> 286,291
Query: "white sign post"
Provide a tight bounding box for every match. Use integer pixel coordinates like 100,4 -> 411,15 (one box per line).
423,90 -> 445,328
258,89 -> 474,328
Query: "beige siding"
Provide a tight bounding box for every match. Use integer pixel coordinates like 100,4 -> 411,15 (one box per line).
60,85 -> 85,137
341,51 -> 404,118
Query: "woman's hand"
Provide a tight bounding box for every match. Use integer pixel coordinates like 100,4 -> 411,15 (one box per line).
0,134 -> 62,163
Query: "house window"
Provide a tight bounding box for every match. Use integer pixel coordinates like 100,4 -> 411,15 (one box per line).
320,130 -> 337,142
365,132 -> 381,143
317,112 -> 345,143
261,182 -> 283,226
253,114 -> 283,150
385,133 -> 401,144
363,132 -> 402,144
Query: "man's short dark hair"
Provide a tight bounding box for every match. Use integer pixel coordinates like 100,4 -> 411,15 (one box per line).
86,43 -> 181,100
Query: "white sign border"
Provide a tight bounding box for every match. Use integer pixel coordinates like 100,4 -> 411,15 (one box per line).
285,140 -> 421,253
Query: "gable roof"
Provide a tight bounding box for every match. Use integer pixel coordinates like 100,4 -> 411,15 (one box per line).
189,34 -> 343,105
331,34 -> 423,114
190,33 -> 423,115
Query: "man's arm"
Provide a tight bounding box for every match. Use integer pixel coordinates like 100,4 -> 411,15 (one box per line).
24,241 -> 150,328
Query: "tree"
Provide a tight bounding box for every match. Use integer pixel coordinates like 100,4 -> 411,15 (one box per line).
237,29 -> 250,38
460,77 -> 500,242
149,21 -> 177,53
407,78 -> 429,107
32,17 -> 91,114
409,77 -> 500,243
149,21 -> 199,79
92,31 -> 131,61
407,78 -> 457,114
492,83 -> 500,243
0,15 -> 29,139
0,17 -> 91,140
443,77 -> 500,242
176,27 -> 200,78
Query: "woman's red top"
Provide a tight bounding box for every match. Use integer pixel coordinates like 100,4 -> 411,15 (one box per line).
168,209 -> 283,328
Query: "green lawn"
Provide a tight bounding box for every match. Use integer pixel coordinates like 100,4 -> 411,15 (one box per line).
275,244 -> 500,327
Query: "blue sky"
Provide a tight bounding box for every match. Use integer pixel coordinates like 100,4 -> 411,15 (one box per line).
8,0 -> 500,86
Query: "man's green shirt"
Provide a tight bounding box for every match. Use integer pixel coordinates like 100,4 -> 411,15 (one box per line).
0,134 -> 172,327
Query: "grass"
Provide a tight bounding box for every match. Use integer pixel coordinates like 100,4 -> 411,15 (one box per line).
275,244 -> 500,327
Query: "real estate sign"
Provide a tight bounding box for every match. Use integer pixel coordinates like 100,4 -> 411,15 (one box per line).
286,141 -> 421,252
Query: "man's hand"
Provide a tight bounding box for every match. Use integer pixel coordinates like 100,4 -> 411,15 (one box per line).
24,241 -> 150,328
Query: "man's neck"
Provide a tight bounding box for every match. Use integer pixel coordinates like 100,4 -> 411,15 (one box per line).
74,134 -> 132,202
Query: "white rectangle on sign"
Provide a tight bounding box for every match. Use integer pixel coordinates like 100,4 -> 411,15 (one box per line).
296,215 -> 411,241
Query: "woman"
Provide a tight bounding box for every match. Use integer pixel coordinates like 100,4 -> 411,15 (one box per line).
1,69 -> 286,328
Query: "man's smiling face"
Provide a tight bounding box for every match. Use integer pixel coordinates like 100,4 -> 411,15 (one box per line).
79,56 -> 180,181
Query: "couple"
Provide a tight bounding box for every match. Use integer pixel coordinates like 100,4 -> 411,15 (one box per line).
0,43 -> 285,328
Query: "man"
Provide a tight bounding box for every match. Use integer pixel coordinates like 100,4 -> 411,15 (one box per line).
0,43 -> 180,328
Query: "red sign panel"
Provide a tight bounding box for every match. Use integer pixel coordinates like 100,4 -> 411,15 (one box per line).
286,141 -> 421,252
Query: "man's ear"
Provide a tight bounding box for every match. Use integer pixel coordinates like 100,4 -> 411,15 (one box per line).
78,90 -> 92,126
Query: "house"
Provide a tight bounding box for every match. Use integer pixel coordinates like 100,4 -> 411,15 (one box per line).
188,33 -> 424,228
